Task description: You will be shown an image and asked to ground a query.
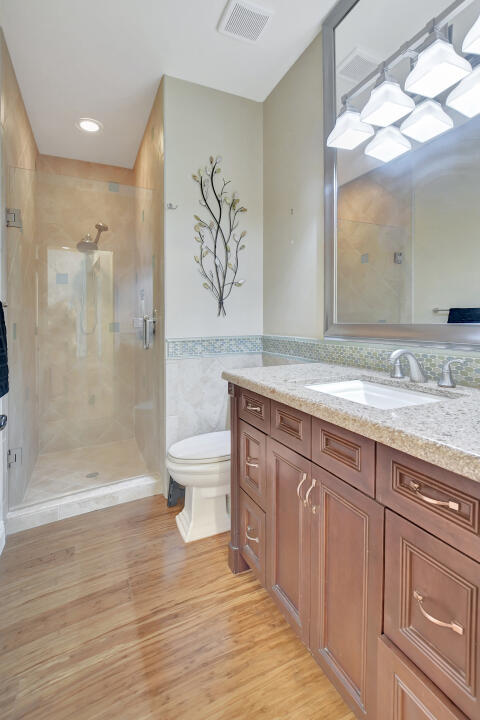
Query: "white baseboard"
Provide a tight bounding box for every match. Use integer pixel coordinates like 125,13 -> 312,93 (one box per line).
0,520 -> 5,555
7,474 -> 164,535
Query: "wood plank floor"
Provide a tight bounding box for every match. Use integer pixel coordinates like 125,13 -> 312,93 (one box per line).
0,496 -> 355,720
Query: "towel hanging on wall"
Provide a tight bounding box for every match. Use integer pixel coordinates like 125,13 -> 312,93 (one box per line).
0,301 -> 9,398
447,308 -> 480,323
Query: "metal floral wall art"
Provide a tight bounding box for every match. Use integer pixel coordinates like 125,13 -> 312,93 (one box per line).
192,156 -> 247,317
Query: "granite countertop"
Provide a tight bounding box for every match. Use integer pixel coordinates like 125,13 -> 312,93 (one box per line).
222,362 -> 480,483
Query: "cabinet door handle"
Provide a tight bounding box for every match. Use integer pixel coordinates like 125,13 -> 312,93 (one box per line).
408,481 -> 460,512
246,402 -> 261,413
246,458 -> 259,468
296,473 -> 307,500
413,590 -> 464,636
304,478 -> 317,507
246,526 -> 259,544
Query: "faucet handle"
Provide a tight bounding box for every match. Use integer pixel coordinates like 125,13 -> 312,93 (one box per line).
438,359 -> 466,388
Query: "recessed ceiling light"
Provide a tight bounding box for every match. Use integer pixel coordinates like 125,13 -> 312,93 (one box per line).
76,117 -> 103,133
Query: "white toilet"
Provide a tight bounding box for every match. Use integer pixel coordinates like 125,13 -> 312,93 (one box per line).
166,430 -> 231,543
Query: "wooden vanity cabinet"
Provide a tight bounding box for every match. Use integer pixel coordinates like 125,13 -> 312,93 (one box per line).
266,438 -> 312,642
228,383 -> 480,720
384,511 -> 480,720
378,637 -> 468,720
310,466 -> 384,718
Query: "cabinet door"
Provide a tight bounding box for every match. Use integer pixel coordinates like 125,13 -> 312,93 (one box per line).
378,636 -> 468,720
384,511 -> 480,720
266,438 -> 312,643
239,489 -> 266,585
310,465 -> 384,719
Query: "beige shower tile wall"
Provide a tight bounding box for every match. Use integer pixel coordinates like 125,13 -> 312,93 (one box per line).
1,31 -> 37,170
133,79 -> 165,481
37,155 -> 135,186
1,30 -> 39,507
35,171 -> 137,454
337,161 -> 412,324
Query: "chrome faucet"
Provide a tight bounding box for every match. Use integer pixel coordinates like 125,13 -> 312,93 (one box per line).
437,359 -> 465,388
389,349 -> 428,383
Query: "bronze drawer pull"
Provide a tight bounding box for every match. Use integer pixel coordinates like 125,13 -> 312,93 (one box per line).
246,458 -> 259,469
246,402 -> 261,412
413,590 -> 464,636
246,526 -> 259,544
296,473 -> 307,499
408,481 -> 460,512
304,478 -> 317,508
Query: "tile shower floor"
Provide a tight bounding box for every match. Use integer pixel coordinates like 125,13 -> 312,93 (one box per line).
20,438 -> 149,506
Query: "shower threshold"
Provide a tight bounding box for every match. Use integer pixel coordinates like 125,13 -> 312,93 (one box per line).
7,438 -> 163,534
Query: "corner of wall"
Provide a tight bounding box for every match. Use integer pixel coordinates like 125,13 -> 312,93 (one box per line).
262,31 -> 324,341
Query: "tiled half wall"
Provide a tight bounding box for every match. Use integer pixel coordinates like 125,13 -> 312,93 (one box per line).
166,335 -> 480,389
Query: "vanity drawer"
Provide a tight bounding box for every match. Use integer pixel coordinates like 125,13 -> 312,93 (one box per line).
377,445 -> 480,562
270,401 -> 311,457
384,511 -> 480,720
239,420 -> 267,510
238,388 -> 270,433
378,636 -> 468,720
311,417 -> 375,497
239,489 -> 266,585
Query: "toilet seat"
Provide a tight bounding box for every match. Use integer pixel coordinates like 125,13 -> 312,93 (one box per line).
167,430 -> 230,465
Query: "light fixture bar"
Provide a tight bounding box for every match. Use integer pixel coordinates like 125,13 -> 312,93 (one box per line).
340,0 -> 474,108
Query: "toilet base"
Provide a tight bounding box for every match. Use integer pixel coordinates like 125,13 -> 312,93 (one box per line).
176,485 -> 230,543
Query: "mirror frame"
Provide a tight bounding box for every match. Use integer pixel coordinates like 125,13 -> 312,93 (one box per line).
322,0 -> 480,348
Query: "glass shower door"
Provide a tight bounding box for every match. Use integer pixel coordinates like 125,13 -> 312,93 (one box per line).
6,167 -> 161,509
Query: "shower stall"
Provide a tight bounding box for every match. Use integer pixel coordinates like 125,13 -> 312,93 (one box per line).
5,164 -> 164,514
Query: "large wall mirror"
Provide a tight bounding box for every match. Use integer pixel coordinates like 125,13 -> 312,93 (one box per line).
323,0 -> 480,346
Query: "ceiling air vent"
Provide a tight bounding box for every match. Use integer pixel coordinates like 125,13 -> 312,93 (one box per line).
218,0 -> 273,43
337,46 -> 381,84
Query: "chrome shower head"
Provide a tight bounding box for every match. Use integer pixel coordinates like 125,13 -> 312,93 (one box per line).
76,223 -> 109,252
93,222 -> 109,244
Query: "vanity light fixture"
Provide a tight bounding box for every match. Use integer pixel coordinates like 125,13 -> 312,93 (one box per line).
404,37 -> 471,98
360,73 -> 415,127
400,99 -> 453,142
76,117 -> 103,133
462,14 -> 480,54
326,106 -> 374,149
364,126 -> 411,163
446,65 -> 480,117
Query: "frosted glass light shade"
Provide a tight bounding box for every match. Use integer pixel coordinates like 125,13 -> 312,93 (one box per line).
365,126 -> 411,163
326,110 -> 374,149
446,66 -> 480,117
462,15 -> 480,54
405,39 -> 471,98
400,100 -> 453,142
360,79 -> 415,127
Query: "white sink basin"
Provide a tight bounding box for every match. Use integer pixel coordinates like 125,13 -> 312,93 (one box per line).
304,380 -> 442,410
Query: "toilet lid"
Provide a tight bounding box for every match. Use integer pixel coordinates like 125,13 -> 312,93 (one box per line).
167,431 -> 231,464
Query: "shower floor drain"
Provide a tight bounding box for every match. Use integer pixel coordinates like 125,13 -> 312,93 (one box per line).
86,472 -> 99,478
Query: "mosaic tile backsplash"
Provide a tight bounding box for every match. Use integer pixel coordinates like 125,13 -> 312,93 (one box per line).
166,336 -> 263,358
167,334 -> 480,389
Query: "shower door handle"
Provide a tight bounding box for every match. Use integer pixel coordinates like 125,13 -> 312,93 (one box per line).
0,415 -> 6,432
143,313 -> 156,349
